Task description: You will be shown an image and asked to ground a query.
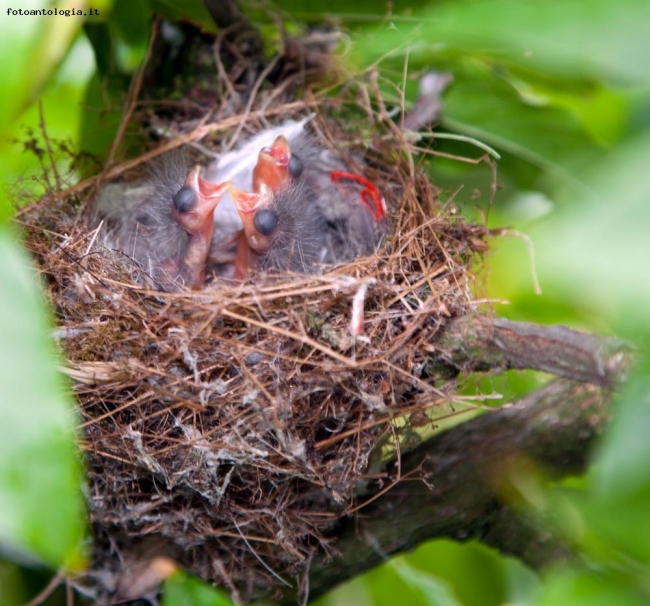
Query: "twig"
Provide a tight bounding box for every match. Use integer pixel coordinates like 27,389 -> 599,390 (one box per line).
25,570 -> 65,606
220,308 -> 357,368
503,229 -> 542,295
233,520 -> 293,588
104,16 -> 159,171
38,100 -> 62,194
223,53 -> 281,154
213,28 -> 239,102
425,132 -> 501,159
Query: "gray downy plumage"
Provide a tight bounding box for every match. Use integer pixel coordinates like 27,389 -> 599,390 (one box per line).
93,151 -> 195,290
255,180 -> 329,274
213,116 -> 393,275
280,134 -> 386,265
205,117 -> 384,272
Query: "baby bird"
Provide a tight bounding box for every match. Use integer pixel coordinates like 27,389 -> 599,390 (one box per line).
203,117 -> 312,246
204,70 -> 451,274
230,133 -> 387,276
96,151 -> 231,290
230,180 -> 326,274
170,165 -> 232,288
286,134 -> 388,264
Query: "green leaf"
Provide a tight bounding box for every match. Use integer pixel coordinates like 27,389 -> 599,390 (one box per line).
495,69 -> 628,147
536,570 -> 649,606
78,70 -> 131,167
407,540 -> 537,606
163,571 -> 234,606
0,560 -> 27,606
269,0 -> 432,22
352,0 -> 650,85
148,0 -> 217,31
390,559 -> 462,606
442,67 -> 603,192
0,1 -> 41,133
560,366 -> 650,564
535,129 -> 650,328
0,227 -> 86,570
84,21 -> 115,79
592,369 -> 650,503
111,0 -> 151,48
0,0 -> 112,131
363,555 -> 461,606
584,488 -> 650,565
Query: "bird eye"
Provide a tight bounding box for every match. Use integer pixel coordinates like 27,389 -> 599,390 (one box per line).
254,208 -> 279,236
172,186 -> 196,213
288,154 -> 304,179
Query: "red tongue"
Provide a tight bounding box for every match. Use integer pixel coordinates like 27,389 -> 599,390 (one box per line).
265,135 -> 291,165
330,171 -> 386,222
267,147 -> 289,165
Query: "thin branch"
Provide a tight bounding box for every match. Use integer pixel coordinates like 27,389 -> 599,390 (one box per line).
436,314 -> 629,388
38,100 -> 62,193
25,570 -> 65,606
104,16 -> 158,170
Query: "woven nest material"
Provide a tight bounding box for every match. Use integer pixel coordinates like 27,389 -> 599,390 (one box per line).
18,53 -> 489,602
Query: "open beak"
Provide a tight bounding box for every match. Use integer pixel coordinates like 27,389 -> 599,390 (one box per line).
198,175 -> 232,201
252,135 -> 292,193
179,166 -> 231,235
184,166 -> 232,205
183,165 -> 201,191
266,135 -> 291,163
230,188 -> 264,214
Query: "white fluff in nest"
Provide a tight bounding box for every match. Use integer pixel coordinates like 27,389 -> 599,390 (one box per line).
204,116 -> 315,241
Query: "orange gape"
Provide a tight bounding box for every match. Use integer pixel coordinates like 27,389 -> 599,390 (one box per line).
229,131 -> 387,278
252,135 -> 292,193
229,185 -> 274,255
173,165 -> 231,288
231,135 -> 296,274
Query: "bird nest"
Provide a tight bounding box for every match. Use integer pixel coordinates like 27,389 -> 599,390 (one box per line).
17,56 -> 490,603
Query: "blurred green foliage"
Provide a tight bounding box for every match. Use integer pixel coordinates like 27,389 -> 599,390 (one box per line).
315,540 -> 538,606
0,225 -> 87,570
163,571 -> 234,606
2,0 -> 650,604
0,0 -> 89,589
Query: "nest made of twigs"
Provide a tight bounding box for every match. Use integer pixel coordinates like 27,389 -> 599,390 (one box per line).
17,38 -> 490,603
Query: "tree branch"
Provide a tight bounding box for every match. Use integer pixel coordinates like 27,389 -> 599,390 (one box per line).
437,314 -> 629,387
279,377 -> 613,603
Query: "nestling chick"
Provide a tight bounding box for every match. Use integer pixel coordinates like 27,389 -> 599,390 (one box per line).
230,180 -> 327,274
95,151 -> 230,290
230,133 -> 387,275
